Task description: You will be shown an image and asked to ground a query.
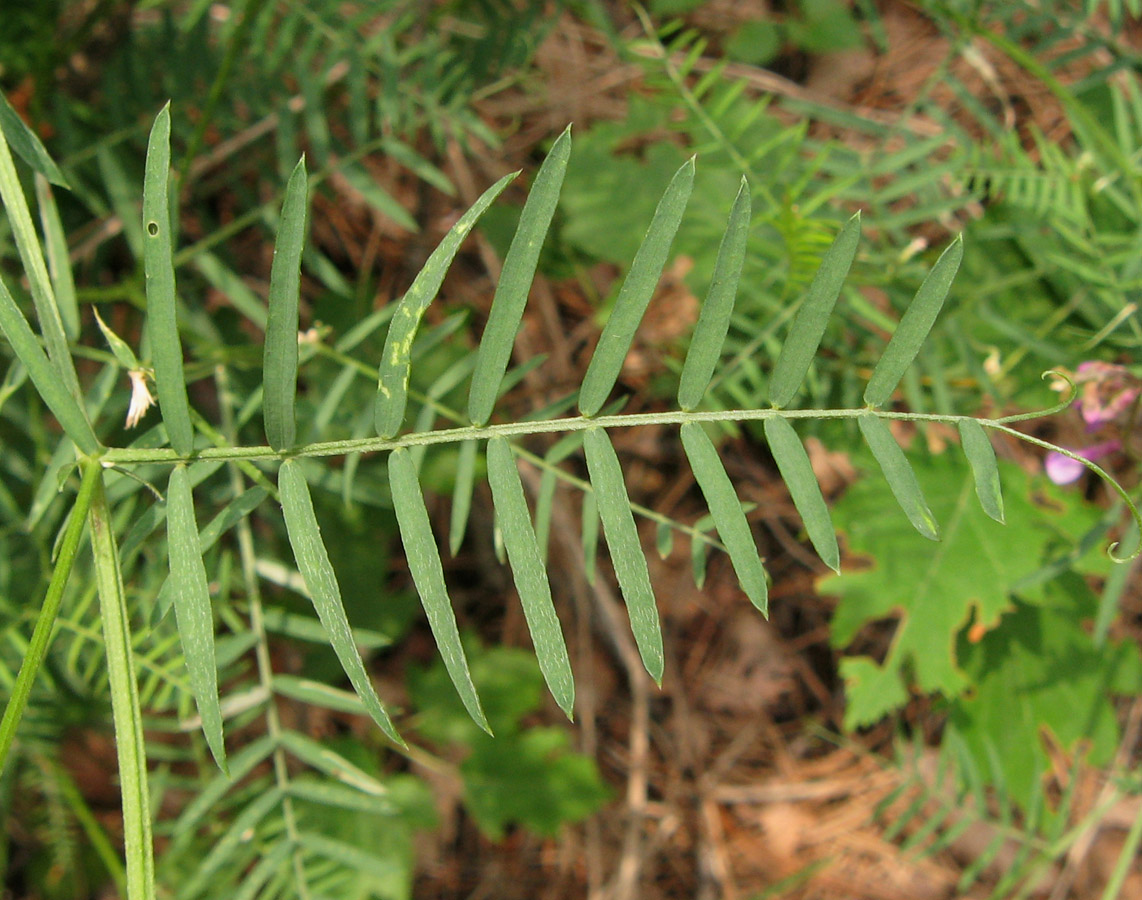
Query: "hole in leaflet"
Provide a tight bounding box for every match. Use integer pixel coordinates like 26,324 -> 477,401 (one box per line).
147,221 -> 159,236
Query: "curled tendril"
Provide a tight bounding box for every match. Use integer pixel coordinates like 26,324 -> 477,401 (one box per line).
986,422 -> 1142,562
992,369 -> 1077,425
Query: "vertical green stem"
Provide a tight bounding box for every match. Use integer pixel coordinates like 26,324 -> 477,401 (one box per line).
87,461 -> 155,900
0,459 -> 102,774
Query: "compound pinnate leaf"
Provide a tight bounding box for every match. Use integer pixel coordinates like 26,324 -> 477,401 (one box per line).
957,419 -> 1004,523
769,212 -> 861,409
388,448 -> 490,733
680,423 -> 768,612
858,415 -> 939,541
864,236 -> 963,408
582,427 -> 664,683
678,177 -> 751,412
375,171 -> 517,438
486,437 -> 575,718
468,127 -> 571,426
579,157 -> 695,418
278,459 -> 403,746
763,417 -> 840,572
167,465 -> 227,772
263,156 -> 309,451
144,103 -> 194,456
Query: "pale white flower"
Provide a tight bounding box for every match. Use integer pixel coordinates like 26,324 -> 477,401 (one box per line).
126,369 -> 156,428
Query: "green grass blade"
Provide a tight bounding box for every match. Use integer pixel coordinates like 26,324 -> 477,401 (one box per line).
582,427 -> 664,683
35,175 -> 79,340
375,171 -> 518,438
0,460 -> 100,774
468,126 -> 571,426
858,415 -> 939,540
680,423 -> 769,612
449,438 -> 478,556
864,236 -> 963,408
579,157 -> 695,417
486,436 -> 575,718
87,465 -> 155,900
143,104 -> 194,456
769,212 -> 861,409
388,448 -> 489,732
0,106 -> 84,409
764,417 -> 840,572
278,459 -> 403,745
0,89 -> 68,187
262,156 -> 309,451
678,177 -> 751,412
0,277 -> 98,453
957,419 -> 1004,523
166,465 -> 227,772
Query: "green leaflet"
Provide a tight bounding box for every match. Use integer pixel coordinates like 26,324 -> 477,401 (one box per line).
87,468 -> 155,900
763,417 -> 840,572
468,126 -> 571,426
678,177 -> 751,412
388,448 -> 490,733
143,104 -> 194,456
578,157 -> 695,418
864,236 -> 963,408
957,419 -> 1004,523
0,99 -> 84,413
166,465 -> 227,772
263,156 -> 309,451
0,277 -> 97,453
0,89 -> 68,187
375,171 -> 518,438
35,175 -> 80,340
858,414 -> 939,541
582,427 -> 664,683
486,436 -> 575,718
679,423 -> 769,612
768,212 -> 861,409
277,459 -> 403,745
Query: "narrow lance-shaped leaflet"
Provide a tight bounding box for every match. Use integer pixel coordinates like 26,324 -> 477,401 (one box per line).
678,177 -> 751,412
263,156 -> 309,451
858,414 -> 939,540
958,418 -> 1005,523
0,97 -> 83,411
388,448 -> 490,732
763,417 -> 841,572
278,459 -> 404,746
375,171 -> 518,438
486,436 -> 575,718
143,103 -> 194,456
468,126 -> 571,426
579,157 -> 695,417
0,277 -> 97,453
680,423 -> 769,612
582,427 -> 664,683
864,236 -> 963,409
166,464 -> 228,772
769,212 -> 861,409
